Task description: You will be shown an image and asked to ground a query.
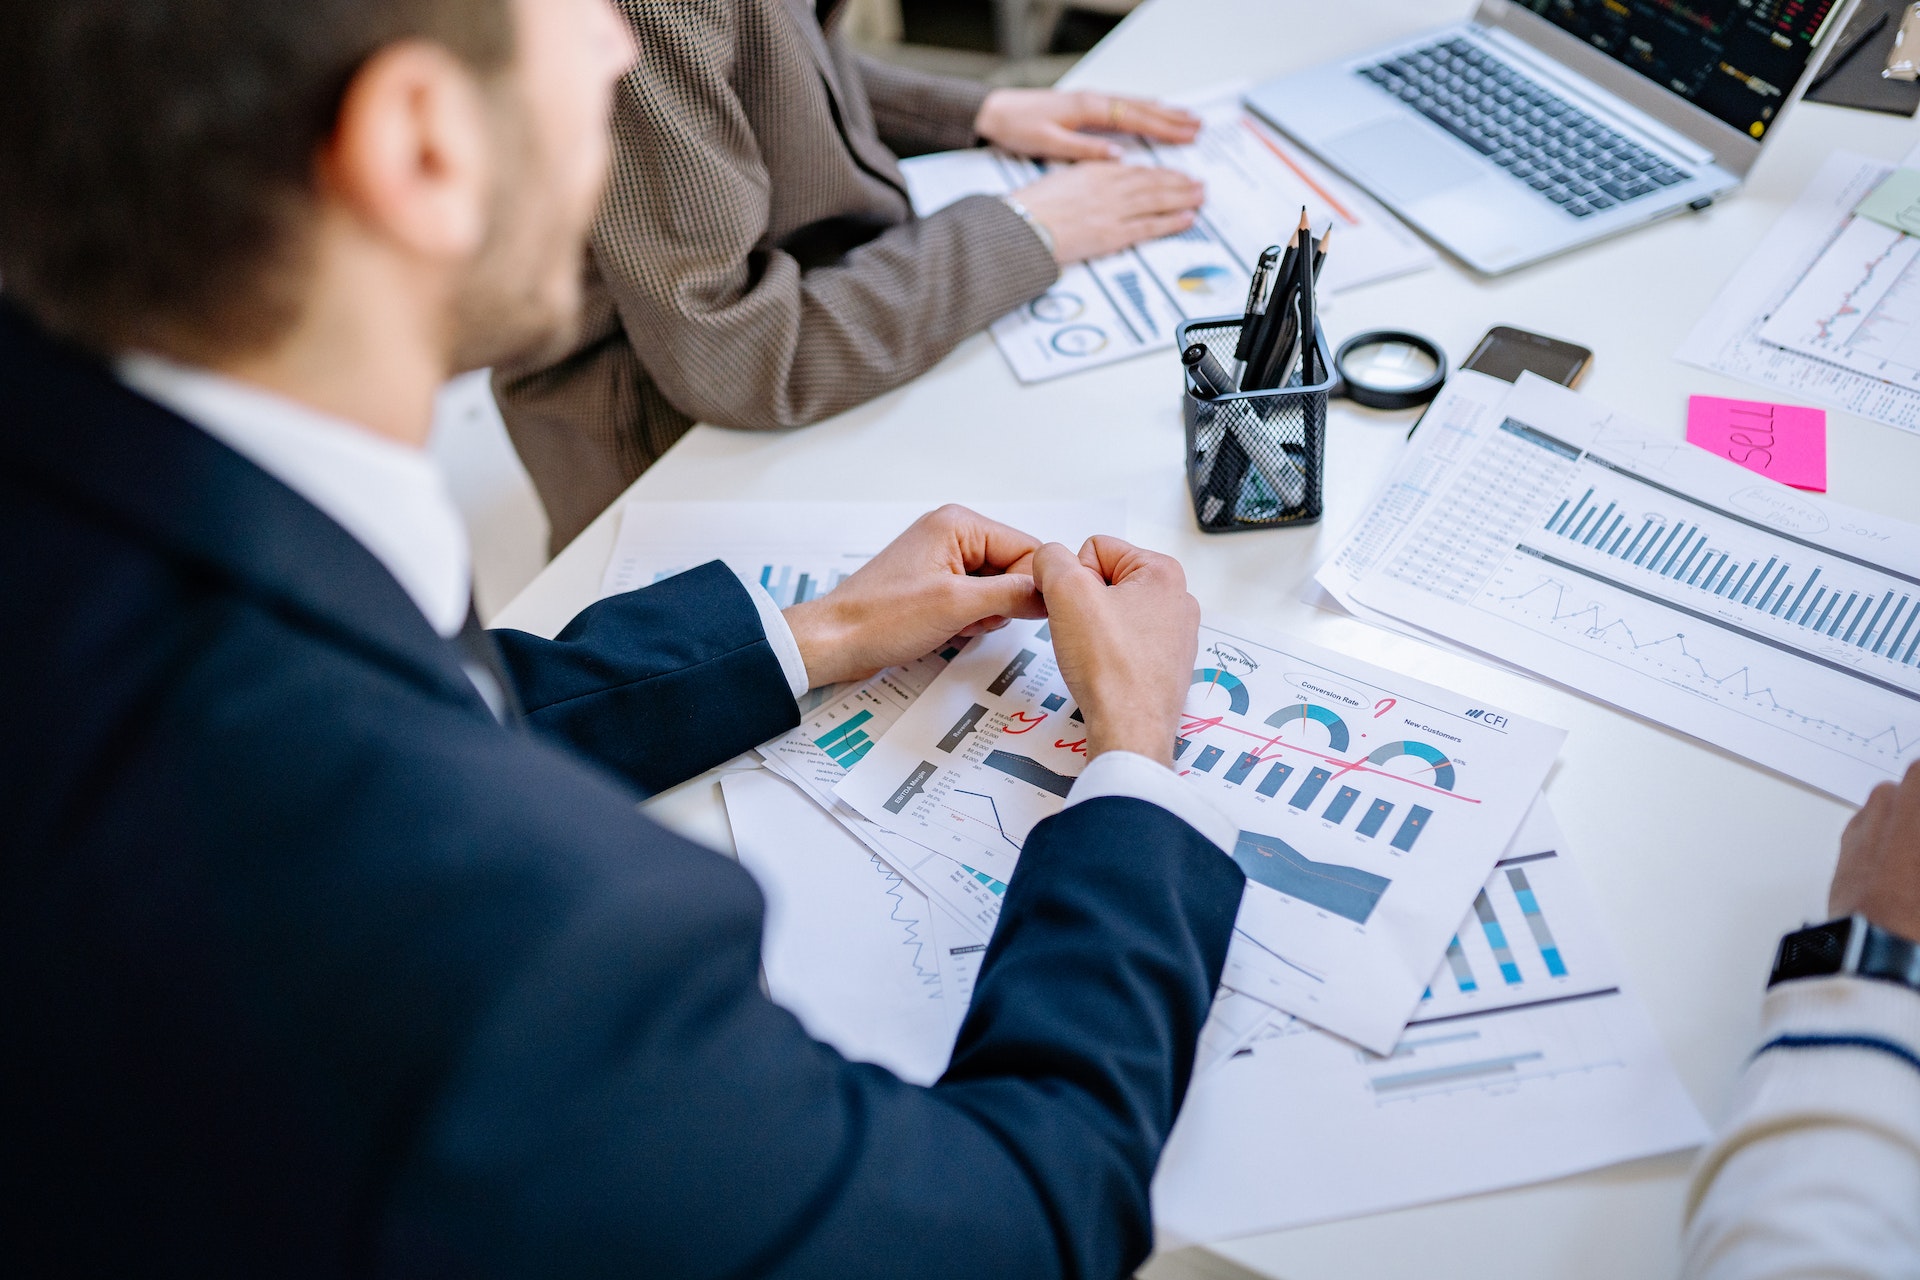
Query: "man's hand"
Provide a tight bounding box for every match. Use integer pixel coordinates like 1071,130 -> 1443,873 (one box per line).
783,506 -> 1045,690
1031,537 -> 1199,768
1014,163 -> 1204,265
975,89 -> 1202,162
1832,761 -> 1920,942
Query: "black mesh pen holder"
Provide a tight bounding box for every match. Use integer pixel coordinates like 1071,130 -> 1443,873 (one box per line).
1177,315 -> 1331,534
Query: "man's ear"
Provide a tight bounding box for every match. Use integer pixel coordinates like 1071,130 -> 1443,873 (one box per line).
317,41 -> 494,262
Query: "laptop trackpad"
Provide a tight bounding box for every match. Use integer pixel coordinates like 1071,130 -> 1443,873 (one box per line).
1327,119 -> 1482,203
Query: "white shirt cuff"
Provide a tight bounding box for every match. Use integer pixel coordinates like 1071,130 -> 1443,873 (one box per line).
1063,751 -> 1238,855
727,565 -> 810,701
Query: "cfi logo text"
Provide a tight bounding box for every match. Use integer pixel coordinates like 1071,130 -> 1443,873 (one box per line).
1463,709 -> 1509,730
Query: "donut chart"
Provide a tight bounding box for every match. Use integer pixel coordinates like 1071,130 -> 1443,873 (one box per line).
1263,703 -> 1352,753
1365,740 -> 1457,790
1190,668 -> 1251,716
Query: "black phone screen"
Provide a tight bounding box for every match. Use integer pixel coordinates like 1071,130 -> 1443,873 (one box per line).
1462,326 -> 1592,387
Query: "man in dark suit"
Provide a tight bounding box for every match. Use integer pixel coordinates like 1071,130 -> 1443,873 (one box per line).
0,1 -> 1245,1276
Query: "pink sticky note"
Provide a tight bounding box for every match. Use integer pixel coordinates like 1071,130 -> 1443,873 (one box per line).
1686,395 -> 1827,493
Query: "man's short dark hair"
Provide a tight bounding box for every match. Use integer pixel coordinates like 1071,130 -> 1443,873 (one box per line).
0,1 -> 514,357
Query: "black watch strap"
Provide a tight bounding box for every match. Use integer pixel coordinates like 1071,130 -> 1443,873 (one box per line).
1770,914 -> 1920,991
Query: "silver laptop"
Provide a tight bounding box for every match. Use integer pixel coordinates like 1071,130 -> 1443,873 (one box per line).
1245,0 -> 1857,274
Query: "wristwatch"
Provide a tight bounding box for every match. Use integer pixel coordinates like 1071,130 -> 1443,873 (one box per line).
1769,913 -> 1920,991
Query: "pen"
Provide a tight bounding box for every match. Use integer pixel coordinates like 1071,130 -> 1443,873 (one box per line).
1807,9 -> 1889,94
1183,343 -> 1235,398
1233,247 -> 1282,362
1243,211 -> 1309,390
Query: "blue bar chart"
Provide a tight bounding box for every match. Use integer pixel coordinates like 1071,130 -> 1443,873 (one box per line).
1290,767 -> 1334,810
814,709 -> 876,769
1194,744 -> 1226,773
1256,761 -> 1294,797
1444,935 -> 1478,993
1541,479 -> 1920,669
1507,867 -> 1568,976
1473,891 -> 1524,985
1324,785 -> 1362,823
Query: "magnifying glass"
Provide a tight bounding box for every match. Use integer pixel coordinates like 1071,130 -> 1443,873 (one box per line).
1331,330 -> 1448,411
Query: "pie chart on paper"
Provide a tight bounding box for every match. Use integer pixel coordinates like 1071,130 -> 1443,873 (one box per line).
1177,264 -> 1234,297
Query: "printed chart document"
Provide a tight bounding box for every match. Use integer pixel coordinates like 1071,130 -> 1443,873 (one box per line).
1153,801 -> 1707,1243
1678,147 -> 1920,433
758,650 -> 1013,945
723,770 -> 964,1083
1759,212 -> 1920,390
834,617 -> 1564,1053
899,88 -> 1433,384
1331,375 -> 1920,803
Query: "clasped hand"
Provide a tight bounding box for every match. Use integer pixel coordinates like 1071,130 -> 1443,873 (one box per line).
782,507 -> 1199,767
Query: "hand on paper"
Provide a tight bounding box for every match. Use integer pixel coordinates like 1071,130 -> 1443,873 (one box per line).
975,89 -> 1201,162
785,506 -> 1045,689
1832,761 -> 1920,941
1032,537 -> 1198,768
1013,163 -> 1205,265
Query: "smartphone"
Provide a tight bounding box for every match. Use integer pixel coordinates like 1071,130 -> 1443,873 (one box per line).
1462,325 -> 1593,387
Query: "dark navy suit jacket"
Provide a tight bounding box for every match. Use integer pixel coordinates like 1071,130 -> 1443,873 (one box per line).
0,304 -> 1244,1278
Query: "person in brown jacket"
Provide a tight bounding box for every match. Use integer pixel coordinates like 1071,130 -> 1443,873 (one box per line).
495,0 -> 1206,550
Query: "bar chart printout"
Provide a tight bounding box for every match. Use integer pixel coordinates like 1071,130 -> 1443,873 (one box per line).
838,615 -> 1564,1054
1343,375 -> 1920,803
1155,802 -> 1707,1243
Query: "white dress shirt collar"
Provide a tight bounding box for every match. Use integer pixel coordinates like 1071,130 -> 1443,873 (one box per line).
117,354 -> 471,638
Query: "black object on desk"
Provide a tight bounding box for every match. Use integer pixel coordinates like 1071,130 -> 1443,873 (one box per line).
1806,0 -> 1920,117
1181,315 -> 1331,533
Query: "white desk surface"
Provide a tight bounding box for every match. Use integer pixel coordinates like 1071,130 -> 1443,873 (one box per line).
492,1 -> 1920,1274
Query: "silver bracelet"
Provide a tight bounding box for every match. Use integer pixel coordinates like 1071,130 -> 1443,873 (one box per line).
1000,195 -> 1057,258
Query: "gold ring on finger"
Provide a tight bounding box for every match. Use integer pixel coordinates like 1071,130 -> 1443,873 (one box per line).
1108,99 -> 1126,130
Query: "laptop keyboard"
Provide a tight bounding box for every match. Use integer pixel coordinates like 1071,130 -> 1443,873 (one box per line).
1357,37 -> 1692,219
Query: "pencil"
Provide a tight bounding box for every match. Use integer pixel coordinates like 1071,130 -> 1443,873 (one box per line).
1243,210 -> 1309,390
1296,222 -> 1321,384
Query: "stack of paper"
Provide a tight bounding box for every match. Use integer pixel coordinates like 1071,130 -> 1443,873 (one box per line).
1316,372 -> 1920,804
608,498 -> 1705,1243
1679,142 -> 1920,434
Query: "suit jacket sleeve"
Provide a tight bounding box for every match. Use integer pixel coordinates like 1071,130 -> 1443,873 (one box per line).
589,0 -> 1058,433
381,795 -> 1244,1280
853,54 -> 990,156
488,561 -> 799,796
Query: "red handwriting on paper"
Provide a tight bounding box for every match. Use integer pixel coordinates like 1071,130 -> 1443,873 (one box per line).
1054,739 -> 1088,755
1003,711 -> 1046,734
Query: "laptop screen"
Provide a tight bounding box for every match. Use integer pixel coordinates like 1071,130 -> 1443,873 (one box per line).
1513,0 -> 1843,140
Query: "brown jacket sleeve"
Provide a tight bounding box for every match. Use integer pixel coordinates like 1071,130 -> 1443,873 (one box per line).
853,54 -> 991,156
587,0 -> 1059,435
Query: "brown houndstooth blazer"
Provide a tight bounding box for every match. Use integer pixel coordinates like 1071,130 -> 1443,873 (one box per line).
494,0 -> 1061,550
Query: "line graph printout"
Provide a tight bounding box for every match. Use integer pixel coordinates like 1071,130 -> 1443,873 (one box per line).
1154,802 -> 1707,1244
1341,375 -> 1920,802
1677,148 -> 1920,433
1760,215 -> 1920,389
835,617 -> 1564,1052
757,650 -> 1013,944
724,770 -> 967,1084
899,88 -> 1433,384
